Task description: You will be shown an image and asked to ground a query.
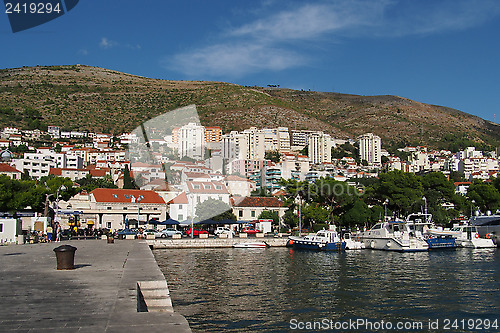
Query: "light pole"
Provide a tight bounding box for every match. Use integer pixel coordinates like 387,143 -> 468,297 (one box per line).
190,194 -> 194,239
470,200 -> 475,218
383,199 -> 389,221
137,197 -> 142,229
54,185 -> 66,229
422,196 -> 427,216
296,194 -> 302,237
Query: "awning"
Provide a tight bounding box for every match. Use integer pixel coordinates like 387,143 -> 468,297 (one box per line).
158,218 -> 180,225
86,220 -> 95,225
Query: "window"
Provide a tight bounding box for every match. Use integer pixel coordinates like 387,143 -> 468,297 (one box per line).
193,184 -> 200,189
251,211 -> 256,217
113,194 -> 118,199
0,223 -> 3,232
204,185 -> 211,189
178,214 -> 184,220
107,207 -> 112,210
123,207 -> 127,210
179,205 -> 183,209
139,195 -> 145,199
124,195 -> 130,199
216,185 -> 222,190
107,222 -> 111,229
239,210 -> 243,217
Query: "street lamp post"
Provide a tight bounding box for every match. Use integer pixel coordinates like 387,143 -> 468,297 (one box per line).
54,185 -> 66,229
383,199 -> 389,221
190,194 -> 194,239
470,200 -> 476,218
137,197 -> 142,229
296,195 -> 302,237
422,196 -> 427,216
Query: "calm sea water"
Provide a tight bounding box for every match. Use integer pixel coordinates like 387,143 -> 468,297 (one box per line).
154,247 -> 500,332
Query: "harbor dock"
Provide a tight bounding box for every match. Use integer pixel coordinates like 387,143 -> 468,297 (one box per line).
0,239 -> 191,332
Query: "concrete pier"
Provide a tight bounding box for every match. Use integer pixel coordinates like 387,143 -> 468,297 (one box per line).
0,240 -> 191,332
149,237 -> 288,249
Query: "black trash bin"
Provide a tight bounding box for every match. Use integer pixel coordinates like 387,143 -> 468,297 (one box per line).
53,245 -> 77,270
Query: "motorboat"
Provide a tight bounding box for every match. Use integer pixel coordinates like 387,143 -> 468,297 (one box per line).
342,233 -> 365,250
287,227 -> 346,251
358,220 -> 429,252
450,224 -> 496,248
470,213 -> 500,246
405,213 -> 457,249
233,242 -> 269,248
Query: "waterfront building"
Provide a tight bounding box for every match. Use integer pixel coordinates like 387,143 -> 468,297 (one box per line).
62,188 -> 167,231
358,133 -> 381,166
232,196 -> 286,221
167,192 -> 189,222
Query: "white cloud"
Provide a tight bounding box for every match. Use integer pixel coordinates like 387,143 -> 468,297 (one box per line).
168,42 -> 304,77
99,37 -> 118,49
164,0 -> 500,78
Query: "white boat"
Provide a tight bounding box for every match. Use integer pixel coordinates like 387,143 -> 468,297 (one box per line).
287,227 -> 346,251
358,220 -> 429,252
450,224 -> 496,248
342,233 -> 365,250
233,242 -> 269,248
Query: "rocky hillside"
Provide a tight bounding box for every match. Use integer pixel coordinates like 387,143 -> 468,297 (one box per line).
0,65 -> 498,149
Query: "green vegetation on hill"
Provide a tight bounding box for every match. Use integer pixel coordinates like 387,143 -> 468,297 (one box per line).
1,65 -> 499,149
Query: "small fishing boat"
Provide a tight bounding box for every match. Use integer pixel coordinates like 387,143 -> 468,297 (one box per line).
405,213 -> 457,249
233,242 -> 269,248
287,227 -> 346,251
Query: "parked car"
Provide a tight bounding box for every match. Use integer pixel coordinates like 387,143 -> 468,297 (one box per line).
116,228 -> 139,237
242,227 -> 259,234
142,229 -> 162,238
214,227 -> 234,237
185,228 -> 209,236
160,228 -> 183,238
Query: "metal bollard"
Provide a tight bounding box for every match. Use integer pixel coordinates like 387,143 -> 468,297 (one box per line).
53,245 -> 77,270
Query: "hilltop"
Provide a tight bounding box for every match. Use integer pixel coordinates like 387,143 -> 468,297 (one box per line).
0,65 -> 499,149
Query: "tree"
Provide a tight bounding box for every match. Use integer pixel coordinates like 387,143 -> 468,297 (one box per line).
123,165 -> 137,189
76,174 -> 117,192
467,181 -> 500,213
195,198 -> 235,221
376,170 -> 424,216
258,210 -> 279,225
264,150 -> 281,163
340,199 -> 371,228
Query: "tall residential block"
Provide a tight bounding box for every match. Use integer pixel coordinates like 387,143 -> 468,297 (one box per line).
358,133 -> 381,166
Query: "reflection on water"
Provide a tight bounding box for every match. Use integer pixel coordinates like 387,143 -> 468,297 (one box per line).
154,248 -> 499,332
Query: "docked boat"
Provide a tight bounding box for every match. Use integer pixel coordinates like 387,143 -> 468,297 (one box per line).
405,213 -> 457,249
470,213 -> 500,246
342,233 -> 365,250
287,227 -> 346,251
358,220 -> 429,252
450,224 -> 496,248
233,242 -> 269,248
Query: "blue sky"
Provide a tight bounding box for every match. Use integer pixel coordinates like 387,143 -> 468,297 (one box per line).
2,0 -> 500,123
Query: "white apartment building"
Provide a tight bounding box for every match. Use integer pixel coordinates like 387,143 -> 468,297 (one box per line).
278,127 -> 291,151
358,133 -> 381,166
308,132 -> 332,165
242,127 -> 266,160
178,123 -> 206,160
222,131 -> 249,161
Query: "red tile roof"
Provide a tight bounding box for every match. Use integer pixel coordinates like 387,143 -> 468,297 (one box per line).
0,163 -> 21,173
167,192 -> 188,204
90,188 -> 166,204
233,197 -> 283,208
